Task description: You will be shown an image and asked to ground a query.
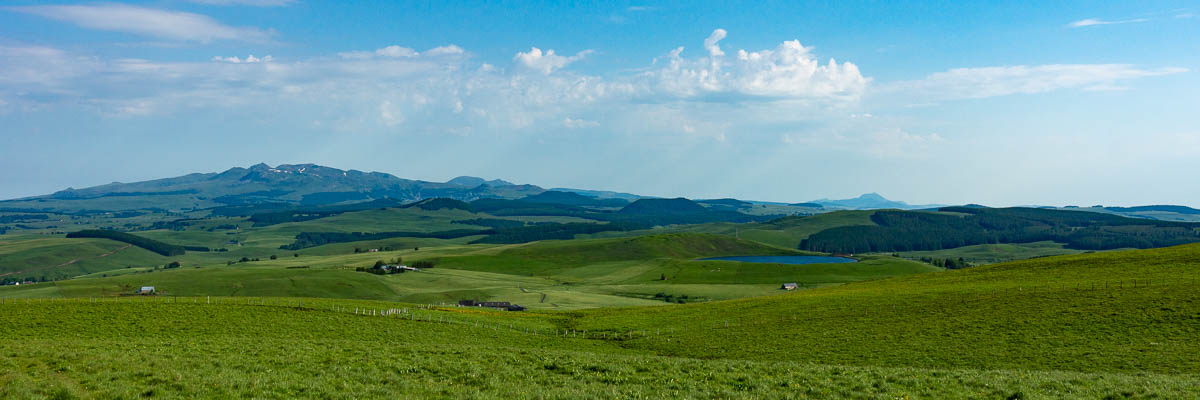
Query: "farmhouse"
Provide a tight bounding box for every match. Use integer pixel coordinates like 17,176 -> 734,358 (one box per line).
781,283 -> 799,291
138,286 -> 156,295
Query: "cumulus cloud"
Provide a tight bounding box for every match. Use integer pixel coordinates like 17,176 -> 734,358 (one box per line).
212,54 -> 273,63
643,29 -> 868,99
703,29 -> 727,57
8,4 -> 272,42
339,44 -> 464,60
884,64 -> 1186,101
0,29 -> 1183,144
375,45 -> 419,58
425,45 -> 465,56
513,47 -> 594,74
1068,18 -> 1149,28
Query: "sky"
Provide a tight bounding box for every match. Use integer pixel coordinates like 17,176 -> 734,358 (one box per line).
1,1 -> 1198,206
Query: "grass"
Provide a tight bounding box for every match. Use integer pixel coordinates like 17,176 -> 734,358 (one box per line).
580,210 -> 877,249
0,244 -> 1198,397
1,295 -> 1198,398
562,243 -> 1200,375
895,241 -> 1086,264
0,233 -> 938,310
0,235 -> 167,280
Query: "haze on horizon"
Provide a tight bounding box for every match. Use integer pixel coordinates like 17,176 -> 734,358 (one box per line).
1,1 -> 1197,207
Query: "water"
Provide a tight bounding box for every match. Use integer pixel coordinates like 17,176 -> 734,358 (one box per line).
699,255 -> 858,264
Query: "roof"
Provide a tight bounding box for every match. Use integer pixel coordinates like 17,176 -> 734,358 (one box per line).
140,286 -> 155,291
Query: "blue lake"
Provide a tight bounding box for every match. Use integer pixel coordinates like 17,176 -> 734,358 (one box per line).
699,256 -> 858,264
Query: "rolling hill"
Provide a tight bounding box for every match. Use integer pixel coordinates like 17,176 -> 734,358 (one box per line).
1,241 -> 1198,398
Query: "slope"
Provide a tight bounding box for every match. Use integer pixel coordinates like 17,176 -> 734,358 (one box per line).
567,243 -> 1200,374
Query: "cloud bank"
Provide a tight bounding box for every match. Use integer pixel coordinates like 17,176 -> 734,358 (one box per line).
9,4 -> 273,42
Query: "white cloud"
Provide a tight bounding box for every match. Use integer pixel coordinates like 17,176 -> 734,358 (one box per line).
425,45 -> 465,56
513,47 -> 594,74
563,117 -> 599,129
884,64 -> 1187,102
0,45 -> 97,92
1068,18 -> 1149,28
643,29 -> 868,99
375,45 -> 419,58
187,0 -> 296,5
9,4 -> 272,42
1,30 -> 1183,150
703,29 -> 727,57
339,45 -> 464,60
212,54 -> 273,63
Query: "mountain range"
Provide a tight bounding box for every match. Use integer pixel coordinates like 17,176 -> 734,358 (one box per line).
3,163 -> 1198,222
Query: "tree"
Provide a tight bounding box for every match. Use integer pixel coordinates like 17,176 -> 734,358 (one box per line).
660,273 -> 667,281
373,260 -> 385,269
269,254 -> 278,260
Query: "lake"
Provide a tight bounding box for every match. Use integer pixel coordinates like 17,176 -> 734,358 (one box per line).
699,255 -> 858,264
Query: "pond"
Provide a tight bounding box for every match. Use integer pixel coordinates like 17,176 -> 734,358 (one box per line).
699,255 -> 858,264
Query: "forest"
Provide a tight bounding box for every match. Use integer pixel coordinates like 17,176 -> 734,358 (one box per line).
799,207 -> 1200,253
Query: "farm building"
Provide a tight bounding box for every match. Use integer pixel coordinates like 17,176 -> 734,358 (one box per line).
138,286 -> 156,295
781,283 -> 799,291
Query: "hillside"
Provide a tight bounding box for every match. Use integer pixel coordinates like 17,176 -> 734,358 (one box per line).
567,243 -> 1200,373
520,191 -> 629,207
0,233 -> 938,309
1,244 -> 1198,398
619,198 -> 709,215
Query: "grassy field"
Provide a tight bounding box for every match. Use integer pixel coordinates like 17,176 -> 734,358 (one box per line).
2,246 -> 1199,399
894,241 -> 1087,264
0,235 -> 168,280
581,210 -> 877,249
0,233 -> 938,310
563,243 -> 1200,375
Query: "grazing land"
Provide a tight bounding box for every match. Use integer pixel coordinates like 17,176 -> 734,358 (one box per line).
2,243 -> 1199,398
3,170 -> 1200,398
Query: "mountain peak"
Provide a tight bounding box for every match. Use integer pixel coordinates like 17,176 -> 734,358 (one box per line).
857,193 -> 887,201
447,176 -> 514,187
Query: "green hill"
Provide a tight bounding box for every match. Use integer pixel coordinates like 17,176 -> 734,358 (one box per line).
567,243 -> 1200,374
0,233 -> 938,309
520,191 -> 629,207
619,198 -> 709,215
1,244 -> 1199,398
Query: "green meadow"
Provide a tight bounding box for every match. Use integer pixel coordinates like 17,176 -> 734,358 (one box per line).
0,233 -> 938,310
3,204 -> 1200,398
2,243 -> 1199,398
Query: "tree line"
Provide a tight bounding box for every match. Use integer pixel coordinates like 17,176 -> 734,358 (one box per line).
65,229 -> 187,256
799,208 -> 1200,254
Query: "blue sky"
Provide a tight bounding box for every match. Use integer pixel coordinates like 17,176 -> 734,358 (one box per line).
1,1 -> 1198,206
